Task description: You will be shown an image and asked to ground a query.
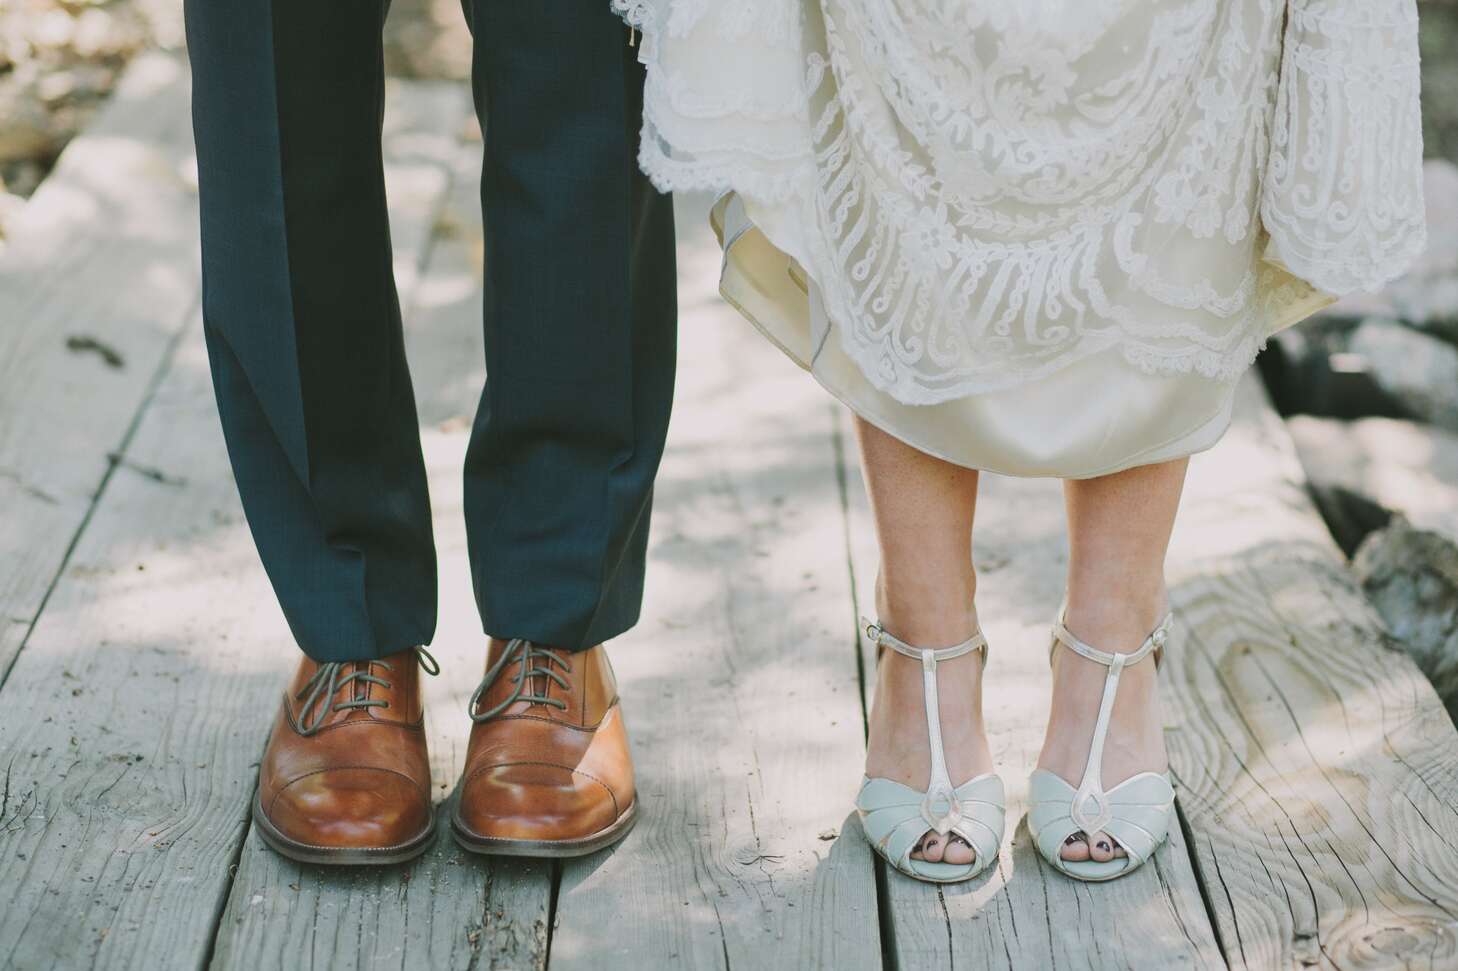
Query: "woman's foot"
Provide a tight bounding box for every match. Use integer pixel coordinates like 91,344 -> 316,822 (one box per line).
1035,592 -> 1169,864
864,610 -> 994,866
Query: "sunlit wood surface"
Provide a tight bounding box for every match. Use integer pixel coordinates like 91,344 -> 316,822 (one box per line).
2,55 -> 1457,971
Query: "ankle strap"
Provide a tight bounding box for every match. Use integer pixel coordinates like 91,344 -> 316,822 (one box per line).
862,618 -> 988,663
1050,608 -> 1172,669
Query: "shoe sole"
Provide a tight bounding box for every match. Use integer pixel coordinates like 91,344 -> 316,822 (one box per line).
450,798 -> 638,859
251,793 -> 438,866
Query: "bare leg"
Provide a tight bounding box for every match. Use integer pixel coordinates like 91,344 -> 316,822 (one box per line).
1038,458 -> 1187,863
857,417 -> 991,866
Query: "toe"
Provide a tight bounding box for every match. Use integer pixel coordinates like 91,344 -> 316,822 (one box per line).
943,834 -> 975,866
920,832 -> 947,863
1059,832 -> 1091,862
1088,832 -> 1116,863
910,833 -> 928,861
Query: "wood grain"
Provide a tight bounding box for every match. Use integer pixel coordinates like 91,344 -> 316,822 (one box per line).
1165,378 -> 1458,970
206,90 -> 554,971
8,50 -> 1458,971
545,194 -> 883,971
0,53 -> 200,686
0,77 -> 497,971
837,414 -> 1225,970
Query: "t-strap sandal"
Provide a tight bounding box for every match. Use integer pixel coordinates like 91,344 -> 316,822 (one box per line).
1028,607 -> 1175,881
855,618 -> 1005,884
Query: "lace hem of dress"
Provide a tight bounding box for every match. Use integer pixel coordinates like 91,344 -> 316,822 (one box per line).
616,0 -> 1426,403
818,275 -> 1275,406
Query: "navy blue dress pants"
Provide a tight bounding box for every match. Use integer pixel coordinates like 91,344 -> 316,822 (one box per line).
183,0 -> 677,661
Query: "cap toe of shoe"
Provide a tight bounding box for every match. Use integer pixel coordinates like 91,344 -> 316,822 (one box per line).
266,767 -> 432,850
456,761 -> 620,842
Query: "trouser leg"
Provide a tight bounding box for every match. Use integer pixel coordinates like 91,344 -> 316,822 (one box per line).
185,0 -> 437,662
460,0 -> 678,650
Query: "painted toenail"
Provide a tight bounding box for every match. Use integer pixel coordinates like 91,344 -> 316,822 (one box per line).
1097,841 -> 1111,851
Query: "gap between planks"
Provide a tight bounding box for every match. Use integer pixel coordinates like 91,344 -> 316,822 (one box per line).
14,48 -> 1454,971
0,53 -> 201,691
0,72 -> 551,971
838,411 -> 1224,971
840,374 -> 1458,970
203,82 -> 555,971
1165,379 -> 1458,970
544,194 -> 883,971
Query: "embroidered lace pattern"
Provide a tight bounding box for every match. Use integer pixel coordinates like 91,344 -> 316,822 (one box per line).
614,0 -> 1425,402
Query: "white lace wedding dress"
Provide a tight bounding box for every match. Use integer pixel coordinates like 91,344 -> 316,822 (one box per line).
616,0 -> 1427,477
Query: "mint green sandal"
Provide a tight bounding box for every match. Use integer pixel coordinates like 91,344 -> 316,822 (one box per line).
1028,607 -> 1175,882
855,619 -> 1005,884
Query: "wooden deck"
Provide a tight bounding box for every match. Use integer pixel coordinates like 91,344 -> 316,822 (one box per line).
3,55 -> 1458,971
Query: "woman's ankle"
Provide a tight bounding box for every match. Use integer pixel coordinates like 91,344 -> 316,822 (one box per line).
873,574 -> 978,648
1062,580 -> 1169,651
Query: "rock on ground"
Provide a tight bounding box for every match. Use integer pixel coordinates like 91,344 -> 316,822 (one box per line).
1260,319 -> 1412,420
1288,414 -> 1458,721
1348,319 -> 1458,433
1354,522 -> 1458,724
1290,414 -> 1458,549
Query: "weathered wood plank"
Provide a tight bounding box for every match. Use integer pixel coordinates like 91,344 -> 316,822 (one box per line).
0,79 -> 480,971
0,53 -> 199,686
208,121 -> 553,971
838,418 -> 1225,969
546,193 -> 882,970
1165,377 -> 1458,970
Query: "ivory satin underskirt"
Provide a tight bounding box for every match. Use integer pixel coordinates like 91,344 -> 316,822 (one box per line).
712,192 -> 1335,480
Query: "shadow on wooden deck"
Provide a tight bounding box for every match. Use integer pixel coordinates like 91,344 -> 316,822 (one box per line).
2,54 -> 1457,971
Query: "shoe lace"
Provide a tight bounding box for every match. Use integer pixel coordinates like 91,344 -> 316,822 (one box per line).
295,647 -> 439,737
469,638 -> 572,723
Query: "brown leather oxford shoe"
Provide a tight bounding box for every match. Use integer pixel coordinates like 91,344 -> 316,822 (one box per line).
252,647 -> 439,865
452,639 -> 637,857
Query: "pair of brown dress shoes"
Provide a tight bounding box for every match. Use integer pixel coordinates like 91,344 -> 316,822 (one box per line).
251,639 -> 636,865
